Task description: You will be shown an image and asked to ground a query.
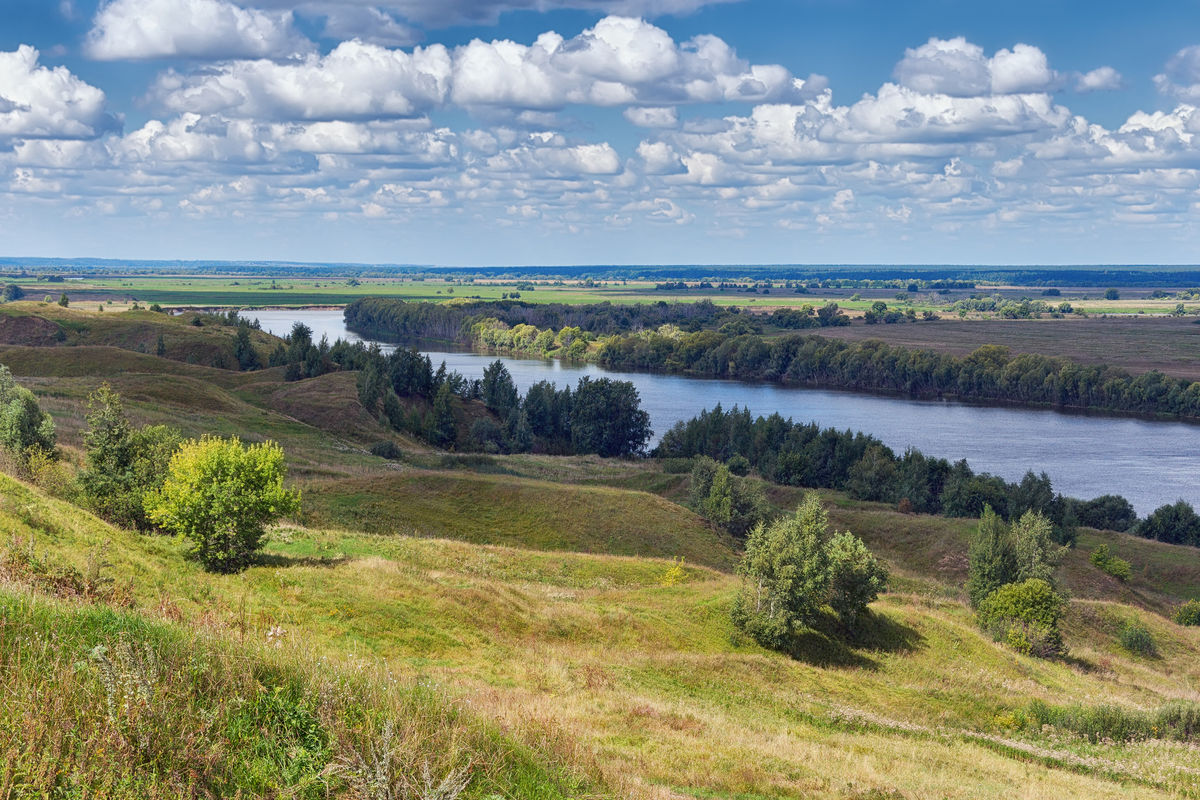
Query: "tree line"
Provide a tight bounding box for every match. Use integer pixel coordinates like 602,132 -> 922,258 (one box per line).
597,330 -> 1200,420
652,403 -> 1149,543
345,297 -> 1200,420
343,296 -> 740,342
351,338 -> 651,457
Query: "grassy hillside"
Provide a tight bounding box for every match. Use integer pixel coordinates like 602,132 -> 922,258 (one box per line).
301,470 -> 737,569
4,470 -> 1200,799
0,302 -> 279,369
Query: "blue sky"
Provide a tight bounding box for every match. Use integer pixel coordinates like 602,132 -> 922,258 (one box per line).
3,0 -> 1200,265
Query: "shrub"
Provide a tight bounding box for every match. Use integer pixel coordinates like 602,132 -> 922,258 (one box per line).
1174,599 -> 1200,626
827,531 -> 889,625
1089,544 -> 1132,582
368,441 -> 402,460
0,365 -> 56,466
1118,620 -> 1157,657
977,578 -> 1066,658
144,436 -> 301,574
726,454 -> 751,476
1026,699 -> 1200,743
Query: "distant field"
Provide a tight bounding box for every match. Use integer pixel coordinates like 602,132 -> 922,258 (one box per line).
16,274 -> 1200,323
808,316 -> 1200,380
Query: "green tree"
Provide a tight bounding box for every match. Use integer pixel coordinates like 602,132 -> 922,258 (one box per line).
1010,510 -> 1065,584
356,359 -> 386,414
731,493 -> 832,648
233,324 -> 261,371
827,530 -> 889,626
58,293 -> 69,307
79,384 -> 181,531
481,360 -> 519,418
144,436 -> 300,573
1104,288 -> 1120,300
0,365 -> 56,465
570,377 -> 651,458
844,444 -> 898,503
155,334 -> 166,357
966,506 -> 1017,608
690,457 -> 768,538
430,382 -> 457,447
1138,501 -> 1200,546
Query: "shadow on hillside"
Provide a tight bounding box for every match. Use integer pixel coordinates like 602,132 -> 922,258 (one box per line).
256,553 -> 350,569
783,611 -> 925,670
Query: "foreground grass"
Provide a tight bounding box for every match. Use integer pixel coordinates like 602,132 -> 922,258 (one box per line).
5,472 -> 1200,799
0,587 -> 595,799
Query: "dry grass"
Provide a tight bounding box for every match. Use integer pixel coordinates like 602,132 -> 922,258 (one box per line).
3,469 -> 1200,798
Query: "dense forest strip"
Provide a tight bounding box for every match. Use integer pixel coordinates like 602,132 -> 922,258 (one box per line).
344,297 -> 1200,421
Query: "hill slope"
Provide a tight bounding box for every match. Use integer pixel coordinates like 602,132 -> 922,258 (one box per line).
3,471 -> 1199,799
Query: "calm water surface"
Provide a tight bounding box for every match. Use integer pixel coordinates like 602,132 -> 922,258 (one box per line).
249,308 -> 1198,515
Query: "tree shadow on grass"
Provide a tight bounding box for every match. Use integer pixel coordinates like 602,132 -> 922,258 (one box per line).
781,610 -> 925,670
256,553 -> 350,569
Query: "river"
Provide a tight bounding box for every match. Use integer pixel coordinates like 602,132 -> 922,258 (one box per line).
247,308 -> 1199,515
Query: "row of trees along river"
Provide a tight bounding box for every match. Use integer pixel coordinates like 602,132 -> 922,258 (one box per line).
246,308 -> 1200,522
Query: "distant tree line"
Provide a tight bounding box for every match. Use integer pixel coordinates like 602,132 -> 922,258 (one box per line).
346,298 -> 1200,420
653,404 -> 1150,543
596,331 -> 1200,420
343,297 -> 740,342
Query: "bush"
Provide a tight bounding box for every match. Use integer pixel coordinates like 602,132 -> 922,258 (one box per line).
827,531 -> 889,625
726,454 -> 751,476
690,457 -> 769,538
144,436 -> 301,574
1089,544 -> 1132,582
0,366 -> 57,468
368,441 -> 402,460
1174,599 -> 1200,626
1118,620 -> 1157,657
1025,699 -> 1200,743
977,578 -> 1066,658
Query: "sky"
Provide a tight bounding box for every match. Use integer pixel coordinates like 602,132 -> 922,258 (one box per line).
4,0 -> 1200,266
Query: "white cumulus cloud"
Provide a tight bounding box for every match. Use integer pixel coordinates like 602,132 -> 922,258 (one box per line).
449,16 -> 806,109
86,0 -> 312,60
0,46 -> 118,145
1075,66 -> 1123,92
153,40 -> 453,120
894,37 -> 1057,97
251,0 -> 740,29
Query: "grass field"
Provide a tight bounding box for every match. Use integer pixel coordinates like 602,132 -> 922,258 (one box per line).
4,469 -> 1200,798
17,273 -> 1200,315
807,315 -> 1200,380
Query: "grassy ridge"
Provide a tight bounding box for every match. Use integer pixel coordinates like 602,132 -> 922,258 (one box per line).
0,302 -> 280,369
4,470 -> 1200,798
301,470 -> 738,569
